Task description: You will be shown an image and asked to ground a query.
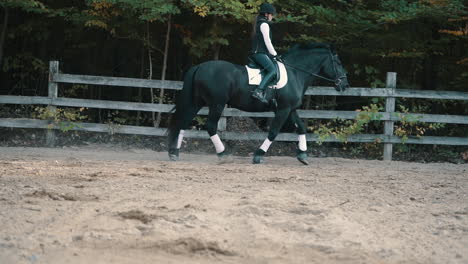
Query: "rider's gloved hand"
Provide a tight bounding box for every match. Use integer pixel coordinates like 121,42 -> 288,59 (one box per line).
274,55 -> 284,63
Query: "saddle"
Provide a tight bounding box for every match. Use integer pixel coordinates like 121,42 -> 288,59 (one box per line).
247,57 -> 281,84
245,57 -> 287,89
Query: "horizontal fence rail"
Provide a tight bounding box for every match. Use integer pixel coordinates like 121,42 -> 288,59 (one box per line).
1,95 -> 467,124
1,118 -> 466,146
51,73 -> 468,100
51,72 -> 468,101
1,61 -> 467,160
53,73 -> 183,90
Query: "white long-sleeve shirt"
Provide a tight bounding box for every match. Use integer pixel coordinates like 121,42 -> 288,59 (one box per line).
259,22 -> 277,56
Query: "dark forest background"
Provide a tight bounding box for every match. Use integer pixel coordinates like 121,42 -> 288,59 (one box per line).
0,0 -> 467,160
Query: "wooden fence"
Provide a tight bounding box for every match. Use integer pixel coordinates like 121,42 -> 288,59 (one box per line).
1,61 -> 467,161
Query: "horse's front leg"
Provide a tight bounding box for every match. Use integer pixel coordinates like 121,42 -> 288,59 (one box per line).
289,110 -> 309,165
206,104 -> 229,159
253,107 -> 291,164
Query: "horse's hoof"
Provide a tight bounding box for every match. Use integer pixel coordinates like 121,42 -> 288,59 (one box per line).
253,156 -> 264,164
217,151 -> 233,164
297,151 -> 309,165
217,150 -> 229,158
252,149 -> 265,164
168,148 -> 179,161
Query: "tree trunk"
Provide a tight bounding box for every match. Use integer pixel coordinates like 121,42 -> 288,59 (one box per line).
155,14 -> 172,127
213,45 -> 220,60
136,39 -> 146,126
212,17 -> 220,60
0,7 -> 9,69
146,22 -> 155,126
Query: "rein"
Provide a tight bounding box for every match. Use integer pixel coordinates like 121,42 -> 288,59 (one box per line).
281,53 -> 346,86
282,62 -> 335,82
248,48 -> 347,87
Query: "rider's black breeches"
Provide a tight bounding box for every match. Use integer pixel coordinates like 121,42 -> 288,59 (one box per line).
250,53 -> 276,90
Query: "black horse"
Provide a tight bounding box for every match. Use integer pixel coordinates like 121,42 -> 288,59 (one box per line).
167,43 -> 349,164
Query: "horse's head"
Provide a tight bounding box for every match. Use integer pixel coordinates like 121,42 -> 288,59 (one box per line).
321,47 -> 350,92
284,43 -> 350,92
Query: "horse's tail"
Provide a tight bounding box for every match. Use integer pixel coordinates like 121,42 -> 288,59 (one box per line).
167,65 -> 199,150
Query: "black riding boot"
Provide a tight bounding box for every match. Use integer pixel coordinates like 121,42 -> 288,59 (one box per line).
252,71 -> 275,104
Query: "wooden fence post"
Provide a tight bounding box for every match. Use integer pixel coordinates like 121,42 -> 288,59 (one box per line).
46,61 -> 59,147
218,117 -> 227,131
383,72 -> 397,161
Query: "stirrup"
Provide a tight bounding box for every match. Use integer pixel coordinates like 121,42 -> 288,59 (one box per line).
252,90 -> 268,103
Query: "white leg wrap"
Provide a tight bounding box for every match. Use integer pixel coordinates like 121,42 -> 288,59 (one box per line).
210,134 -> 225,153
298,134 -> 307,151
176,130 -> 185,149
260,138 -> 273,152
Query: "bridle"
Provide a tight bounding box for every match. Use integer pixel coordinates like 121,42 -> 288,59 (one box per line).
328,53 -> 347,87
281,51 -> 347,87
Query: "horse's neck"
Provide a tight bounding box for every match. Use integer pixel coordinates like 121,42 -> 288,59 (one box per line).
287,51 -> 328,74
286,51 -> 328,92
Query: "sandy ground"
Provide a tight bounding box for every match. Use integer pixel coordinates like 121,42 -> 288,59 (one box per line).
0,145 -> 467,264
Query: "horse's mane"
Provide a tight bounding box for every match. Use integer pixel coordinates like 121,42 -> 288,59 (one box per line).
284,43 -> 336,57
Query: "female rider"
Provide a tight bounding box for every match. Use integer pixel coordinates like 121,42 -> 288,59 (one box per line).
250,3 -> 281,104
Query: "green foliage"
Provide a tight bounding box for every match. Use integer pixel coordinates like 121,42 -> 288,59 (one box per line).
2,54 -> 47,93
177,0 -> 263,58
311,99 -> 449,148
105,110 -> 140,126
152,90 -> 174,104
3,0 -> 466,89
180,23 -> 230,58
394,105 -> 446,143
33,107 -> 88,132
182,0 -> 262,21
63,84 -> 89,98
352,64 -> 386,88
1,0 -> 48,13
379,0 -> 466,23
86,0 -> 180,22
193,116 -> 207,128
313,103 -> 384,144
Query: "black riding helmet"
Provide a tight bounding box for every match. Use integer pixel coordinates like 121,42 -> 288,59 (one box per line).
259,3 -> 276,15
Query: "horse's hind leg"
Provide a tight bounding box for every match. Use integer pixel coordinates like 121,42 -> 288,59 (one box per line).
168,105 -> 202,161
289,110 -> 309,165
206,104 -> 228,158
